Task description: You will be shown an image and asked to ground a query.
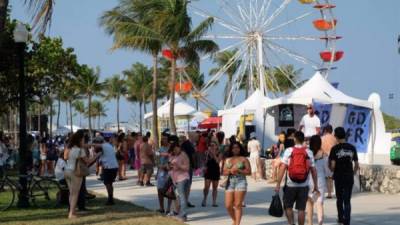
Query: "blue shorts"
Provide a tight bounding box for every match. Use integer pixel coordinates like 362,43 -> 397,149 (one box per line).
226,175 -> 247,192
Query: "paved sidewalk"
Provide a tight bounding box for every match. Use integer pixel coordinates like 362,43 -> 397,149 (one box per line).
87,170 -> 400,225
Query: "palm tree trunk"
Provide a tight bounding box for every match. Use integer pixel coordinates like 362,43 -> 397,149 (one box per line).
169,58 -> 177,134
225,77 -> 233,107
117,96 -> 120,132
38,104 -> 41,134
65,102 -> 68,128
98,115 -> 100,130
143,96 -> 148,130
49,100 -> 53,138
88,95 -> 92,138
139,101 -> 143,134
0,0 -> 9,32
69,101 -> 73,132
152,54 -> 159,149
56,97 -> 61,128
196,99 -> 199,111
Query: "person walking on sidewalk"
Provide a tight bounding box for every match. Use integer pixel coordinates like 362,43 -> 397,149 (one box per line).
140,136 -> 155,186
329,127 -> 359,225
201,140 -> 221,207
321,124 -> 337,199
275,131 -> 319,225
223,142 -> 251,225
306,135 -> 330,225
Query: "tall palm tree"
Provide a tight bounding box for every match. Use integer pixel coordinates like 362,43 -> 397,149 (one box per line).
104,74 -> 126,132
140,0 -> 218,133
89,100 -> 107,129
124,62 -> 152,134
73,100 -> 85,127
1,0 -> 54,33
74,65 -> 103,137
59,80 -> 79,132
100,0 -> 163,148
209,49 -> 241,106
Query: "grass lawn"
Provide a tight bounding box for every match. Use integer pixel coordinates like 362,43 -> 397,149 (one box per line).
0,194 -> 185,225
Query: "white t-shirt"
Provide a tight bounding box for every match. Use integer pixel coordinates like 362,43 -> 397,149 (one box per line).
55,158 -> 66,181
100,143 -> 119,169
300,114 -> 321,137
65,147 -> 87,171
247,139 -> 261,154
281,145 -> 315,187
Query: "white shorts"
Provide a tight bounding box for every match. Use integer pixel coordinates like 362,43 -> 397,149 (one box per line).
40,155 -> 47,161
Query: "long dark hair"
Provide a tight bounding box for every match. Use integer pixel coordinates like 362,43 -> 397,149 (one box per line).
68,131 -> 84,149
309,135 -> 322,156
225,142 -> 247,158
168,141 -> 180,155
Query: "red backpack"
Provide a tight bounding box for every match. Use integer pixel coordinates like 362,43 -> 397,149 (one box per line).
288,147 -> 310,183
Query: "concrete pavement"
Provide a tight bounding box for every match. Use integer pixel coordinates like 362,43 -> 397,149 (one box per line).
87,170 -> 400,225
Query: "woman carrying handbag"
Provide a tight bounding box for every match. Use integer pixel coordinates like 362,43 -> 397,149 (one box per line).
64,131 -> 99,219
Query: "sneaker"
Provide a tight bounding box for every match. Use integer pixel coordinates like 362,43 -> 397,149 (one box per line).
187,202 -> 195,208
145,182 -> 155,187
167,211 -> 178,217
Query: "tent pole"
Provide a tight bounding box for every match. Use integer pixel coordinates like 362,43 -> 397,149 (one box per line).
261,108 -> 267,156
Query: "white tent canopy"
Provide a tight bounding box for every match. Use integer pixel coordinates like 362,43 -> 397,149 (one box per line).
264,72 -> 373,109
218,89 -> 272,145
263,72 -> 391,165
144,94 -> 198,119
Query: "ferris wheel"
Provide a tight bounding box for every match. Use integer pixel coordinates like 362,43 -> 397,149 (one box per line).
189,0 -> 343,109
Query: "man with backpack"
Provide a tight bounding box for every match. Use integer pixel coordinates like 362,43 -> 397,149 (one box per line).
329,127 -> 359,225
275,131 -> 319,225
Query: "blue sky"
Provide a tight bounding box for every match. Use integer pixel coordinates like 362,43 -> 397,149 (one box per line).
10,0 -> 400,128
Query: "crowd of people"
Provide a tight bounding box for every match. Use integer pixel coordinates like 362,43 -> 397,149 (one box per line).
0,104 -> 360,225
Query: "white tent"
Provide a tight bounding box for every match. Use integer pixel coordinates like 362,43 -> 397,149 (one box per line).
144,94 -> 198,119
218,89 -> 272,146
263,72 -> 391,165
144,94 -> 207,132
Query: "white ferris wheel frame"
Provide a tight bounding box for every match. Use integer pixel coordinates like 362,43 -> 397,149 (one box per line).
189,0 -> 339,109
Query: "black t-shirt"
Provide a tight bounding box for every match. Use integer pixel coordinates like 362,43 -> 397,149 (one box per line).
181,140 -> 195,169
329,143 -> 358,179
284,139 -> 295,149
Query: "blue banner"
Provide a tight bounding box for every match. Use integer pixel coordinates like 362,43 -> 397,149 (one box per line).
313,102 -> 332,129
343,105 -> 372,153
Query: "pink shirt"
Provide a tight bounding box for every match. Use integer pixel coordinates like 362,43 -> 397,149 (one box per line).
169,152 -> 190,183
321,133 -> 337,155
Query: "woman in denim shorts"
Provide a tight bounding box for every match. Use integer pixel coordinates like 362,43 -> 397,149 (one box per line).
223,142 -> 251,225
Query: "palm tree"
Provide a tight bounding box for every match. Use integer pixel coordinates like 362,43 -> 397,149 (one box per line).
90,100 -> 107,129
74,65 -> 103,137
73,100 -> 85,127
183,65 -> 205,111
124,63 -> 152,134
104,74 -> 126,132
100,0 -> 164,148
209,49 -> 241,106
144,0 -> 218,133
1,0 -> 54,33
265,65 -> 302,94
59,80 -> 79,132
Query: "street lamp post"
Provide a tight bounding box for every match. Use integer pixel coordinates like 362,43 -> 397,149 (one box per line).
13,22 -> 30,208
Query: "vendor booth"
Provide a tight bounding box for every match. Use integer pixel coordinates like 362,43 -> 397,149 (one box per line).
144,94 -> 207,133
263,72 -> 392,165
